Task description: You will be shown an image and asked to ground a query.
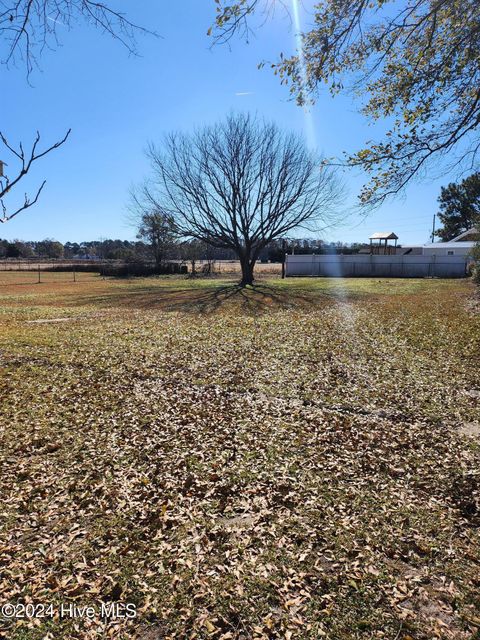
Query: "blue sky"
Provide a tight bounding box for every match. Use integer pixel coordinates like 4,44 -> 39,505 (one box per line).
1,1 -> 452,245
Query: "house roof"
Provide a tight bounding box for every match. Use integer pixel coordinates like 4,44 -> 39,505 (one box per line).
422,242 -> 475,248
369,232 -> 399,240
450,227 -> 479,242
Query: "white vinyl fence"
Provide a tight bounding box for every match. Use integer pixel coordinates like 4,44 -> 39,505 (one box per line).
285,254 -> 469,278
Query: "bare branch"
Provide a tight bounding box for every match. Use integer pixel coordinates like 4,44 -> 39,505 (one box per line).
0,179 -> 45,222
211,0 -> 480,205
0,128 -> 70,222
0,0 -> 157,76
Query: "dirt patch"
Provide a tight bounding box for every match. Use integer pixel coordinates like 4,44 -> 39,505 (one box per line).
398,591 -> 469,640
136,625 -> 169,640
459,422 -> 480,438
217,514 -> 257,529
27,317 -> 76,324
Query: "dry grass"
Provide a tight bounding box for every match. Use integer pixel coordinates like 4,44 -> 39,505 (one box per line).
0,275 -> 479,640
0,259 -> 282,277
199,261 -> 282,275
182,260 -> 282,275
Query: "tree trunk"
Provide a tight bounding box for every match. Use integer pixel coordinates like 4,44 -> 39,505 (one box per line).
240,255 -> 255,286
154,244 -> 162,269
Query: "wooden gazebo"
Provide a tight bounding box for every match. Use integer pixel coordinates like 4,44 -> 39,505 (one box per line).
369,232 -> 399,255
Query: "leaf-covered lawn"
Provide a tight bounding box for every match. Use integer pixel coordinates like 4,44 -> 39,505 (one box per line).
0,275 -> 479,639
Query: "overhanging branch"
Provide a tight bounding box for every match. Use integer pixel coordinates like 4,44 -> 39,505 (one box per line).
0,128 -> 71,222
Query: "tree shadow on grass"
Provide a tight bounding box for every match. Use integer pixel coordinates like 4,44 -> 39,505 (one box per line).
159,283 -> 313,314
65,279 -> 362,315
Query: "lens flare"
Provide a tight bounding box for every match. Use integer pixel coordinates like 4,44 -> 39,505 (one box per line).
291,0 -> 317,150
291,1 -> 355,331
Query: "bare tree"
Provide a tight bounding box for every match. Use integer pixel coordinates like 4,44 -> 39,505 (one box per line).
0,129 -> 70,223
142,113 -> 341,286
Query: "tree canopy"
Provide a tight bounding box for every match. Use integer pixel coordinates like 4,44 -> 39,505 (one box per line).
436,172 -> 480,241
212,0 -> 480,206
135,209 -> 177,267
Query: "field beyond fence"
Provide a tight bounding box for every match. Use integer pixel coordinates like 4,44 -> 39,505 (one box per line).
0,259 -> 282,286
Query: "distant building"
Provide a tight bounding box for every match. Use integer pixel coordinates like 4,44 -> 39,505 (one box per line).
421,227 -> 478,257
286,227 -> 476,278
448,227 -> 479,242
421,242 -> 475,257
372,227 -> 479,257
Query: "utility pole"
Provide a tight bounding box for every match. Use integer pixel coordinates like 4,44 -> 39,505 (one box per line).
431,214 -> 436,242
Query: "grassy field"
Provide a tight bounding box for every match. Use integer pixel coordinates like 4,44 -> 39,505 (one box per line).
0,273 -> 479,640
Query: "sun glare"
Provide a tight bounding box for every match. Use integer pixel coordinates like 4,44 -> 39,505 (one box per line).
291,0 -> 317,150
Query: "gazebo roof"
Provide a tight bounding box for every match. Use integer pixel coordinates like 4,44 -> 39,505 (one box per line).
369,232 -> 399,240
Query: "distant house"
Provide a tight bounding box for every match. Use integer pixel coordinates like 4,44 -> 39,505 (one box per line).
448,227 -> 479,242
421,227 -> 478,257
379,227 -> 479,257
421,242 -> 475,257
72,254 -> 101,260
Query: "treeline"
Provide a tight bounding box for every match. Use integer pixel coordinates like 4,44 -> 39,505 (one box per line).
0,237 -> 366,261
0,238 -> 160,260
0,238 -> 237,261
1,238 -> 66,259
